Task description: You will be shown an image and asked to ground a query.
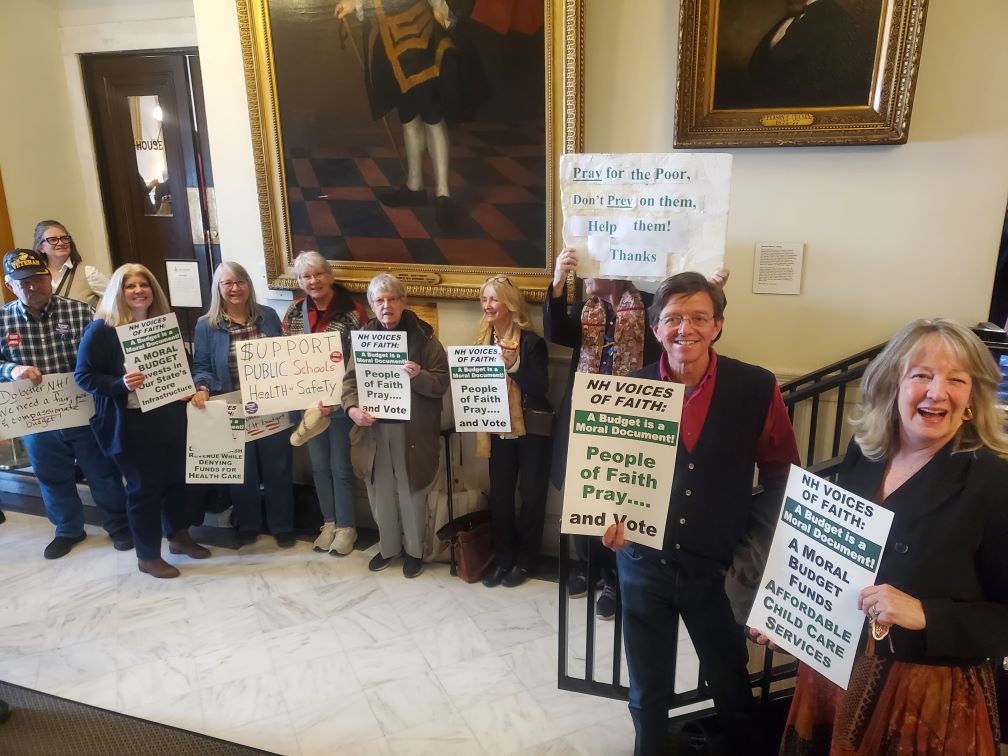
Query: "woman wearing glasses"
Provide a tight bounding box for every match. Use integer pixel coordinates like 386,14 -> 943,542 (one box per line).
282,251 -> 367,555
192,261 -> 295,547
477,275 -> 552,588
33,220 -> 110,308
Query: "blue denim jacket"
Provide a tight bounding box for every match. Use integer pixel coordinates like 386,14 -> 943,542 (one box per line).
192,306 -> 283,394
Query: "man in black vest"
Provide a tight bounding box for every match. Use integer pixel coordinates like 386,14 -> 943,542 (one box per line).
604,272 -> 799,755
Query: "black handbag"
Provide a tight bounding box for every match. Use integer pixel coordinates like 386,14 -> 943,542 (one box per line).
522,398 -> 555,437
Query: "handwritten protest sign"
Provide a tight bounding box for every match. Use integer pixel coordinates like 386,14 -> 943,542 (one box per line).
746,466 -> 894,689
447,346 -> 510,433
185,401 -> 245,483
116,313 -> 194,411
236,333 -> 344,416
561,372 -> 684,548
351,331 -> 410,420
0,372 -> 94,439
560,153 -> 732,281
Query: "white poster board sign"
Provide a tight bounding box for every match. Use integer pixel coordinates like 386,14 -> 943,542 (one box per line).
116,313 -> 194,411
351,331 -> 410,420
236,333 -> 345,416
560,153 -> 732,281
746,466 -> 894,689
447,346 -> 510,433
0,372 -> 94,439
560,373 -> 684,548
185,401 -> 245,483
753,242 -> 804,295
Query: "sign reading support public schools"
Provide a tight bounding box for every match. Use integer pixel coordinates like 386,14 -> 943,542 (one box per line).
0,372 -> 94,439
115,313 -> 194,412
236,333 -> 345,416
447,346 -> 510,433
746,466 -> 894,690
350,331 -> 411,420
560,372 -> 684,549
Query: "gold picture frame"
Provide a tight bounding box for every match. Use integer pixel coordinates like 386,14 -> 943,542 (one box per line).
675,0 -> 929,147
239,0 -> 584,301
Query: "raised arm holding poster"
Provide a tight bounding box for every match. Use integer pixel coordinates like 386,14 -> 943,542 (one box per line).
115,312 -> 194,411
236,333 -> 345,416
447,345 -> 510,433
350,330 -> 410,420
0,372 -> 94,439
559,153 -> 732,282
560,372 -> 684,549
746,465 -> 894,689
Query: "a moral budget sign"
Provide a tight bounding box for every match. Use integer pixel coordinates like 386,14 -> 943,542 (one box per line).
447,346 -> 510,432
0,372 -> 94,439
746,466 -> 894,689
236,333 -> 345,416
350,331 -> 410,420
560,372 -> 684,548
116,313 -> 194,411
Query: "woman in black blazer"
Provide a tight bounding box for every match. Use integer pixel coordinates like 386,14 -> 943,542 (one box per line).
771,319 -> 1008,755
475,275 -> 552,588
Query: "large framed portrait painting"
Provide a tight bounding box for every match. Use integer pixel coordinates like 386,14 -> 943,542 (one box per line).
240,0 -> 584,299
675,0 -> 929,147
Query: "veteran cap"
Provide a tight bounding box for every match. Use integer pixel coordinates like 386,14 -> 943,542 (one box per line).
3,249 -> 50,280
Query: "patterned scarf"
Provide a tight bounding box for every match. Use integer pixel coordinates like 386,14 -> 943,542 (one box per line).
576,287 -> 645,376
474,328 -> 526,458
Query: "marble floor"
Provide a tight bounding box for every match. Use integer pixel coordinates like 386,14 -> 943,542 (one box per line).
0,510 -> 645,755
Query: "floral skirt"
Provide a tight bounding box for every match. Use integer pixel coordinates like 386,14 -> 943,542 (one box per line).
780,640 -> 1000,755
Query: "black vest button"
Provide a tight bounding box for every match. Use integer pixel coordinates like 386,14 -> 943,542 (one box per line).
684,489 -> 692,496
679,518 -> 686,525
893,542 -> 909,554
688,463 -> 695,470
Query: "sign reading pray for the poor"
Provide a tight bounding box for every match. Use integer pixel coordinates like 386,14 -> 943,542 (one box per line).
185,401 -> 245,483
351,331 -> 410,420
0,372 -> 94,439
561,372 -> 684,549
746,466 -> 894,690
116,313 -> 194,411
559,152 -> 732,281
236,333 -> 345,416
447,346 -> 510,433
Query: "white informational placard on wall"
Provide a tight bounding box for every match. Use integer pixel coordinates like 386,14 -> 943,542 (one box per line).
165,259 -> 203,308
753,242 -> 804,295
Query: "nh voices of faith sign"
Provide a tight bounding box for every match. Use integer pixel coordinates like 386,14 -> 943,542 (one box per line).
447,346 -> 510,433
746,465 -> 894,689
237,333 -> 345,415
560,152 -> 732,281
0,372 -> 94,439
560,372 -> 684,549
185,400 -> 245,484
351,331 -> 411,420
116,313 -> 194,411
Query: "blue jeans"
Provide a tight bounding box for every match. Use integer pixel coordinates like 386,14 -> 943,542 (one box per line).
230,429 -> 294,534
22,426 -> 128,537
617,547 -> 758,756
305,411 -> 355,526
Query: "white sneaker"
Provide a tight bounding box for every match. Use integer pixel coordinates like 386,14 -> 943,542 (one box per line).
313,522 -> 337,552
330,526 -> 357,556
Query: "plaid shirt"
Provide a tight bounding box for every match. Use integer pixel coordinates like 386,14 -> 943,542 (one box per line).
223,315 -> 262,389
0,295 -> 95,380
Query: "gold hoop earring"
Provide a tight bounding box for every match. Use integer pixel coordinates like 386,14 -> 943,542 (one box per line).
963,407 -> 974,421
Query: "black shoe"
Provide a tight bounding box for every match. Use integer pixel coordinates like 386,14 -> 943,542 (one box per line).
274,532 -> 296,549
568,574 -> 588,598
369,551 -> 399,572
482,564 -> 508,588
378,185 -> 427,208
435,195 -> 461,232
237,531 -> 259,547
110,530 -> 134,551
501,565 -> 530,588
0,509 -> 6,525
595,589 -> 618,621
402,553 -> 423,579
0,698 -> 10,724
44,533 -> 87,560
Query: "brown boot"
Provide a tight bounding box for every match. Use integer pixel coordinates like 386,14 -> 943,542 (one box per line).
168,529 -> 211,559
138,557 -> 181,579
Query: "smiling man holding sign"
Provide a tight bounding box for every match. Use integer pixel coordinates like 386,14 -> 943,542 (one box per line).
602,272 -> 799,756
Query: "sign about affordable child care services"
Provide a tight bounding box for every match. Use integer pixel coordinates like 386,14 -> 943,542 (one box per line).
447,346 -> 510,433
350,331 -> 410,420
560,372 -> 684,549
116,313 -> 194,411
746,466 -> 894,689
236,333 -> 345,416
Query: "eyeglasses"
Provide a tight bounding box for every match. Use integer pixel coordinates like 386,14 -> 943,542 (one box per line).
660,314 -> 715,329
219,280 -> 248,289
299,271 -> 331,282
43,235 -> 71,246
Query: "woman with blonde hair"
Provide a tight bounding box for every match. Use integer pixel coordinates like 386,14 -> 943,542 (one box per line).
76,264 -> 209,578
476,275 -> 552,588
192,261 -> 294,547
762,318 -> 1008,754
